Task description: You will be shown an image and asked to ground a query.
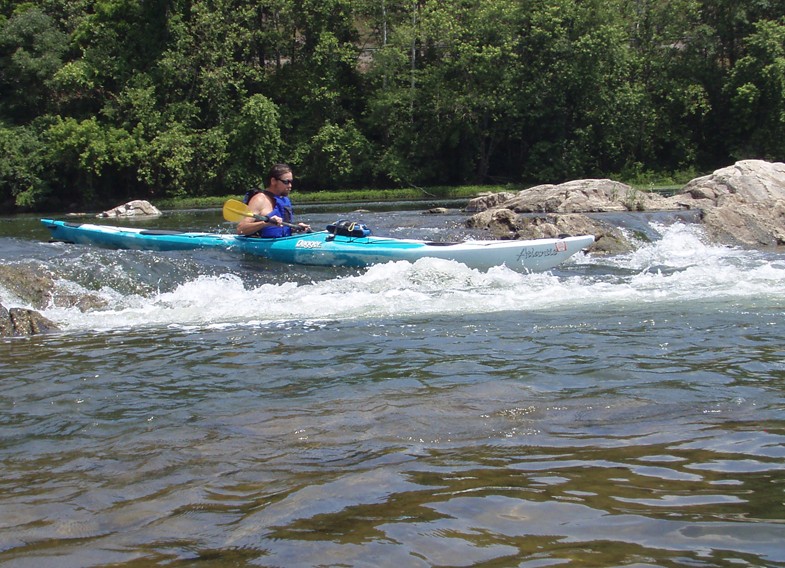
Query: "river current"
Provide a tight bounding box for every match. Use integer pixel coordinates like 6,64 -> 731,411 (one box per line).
1,206 -> 784,567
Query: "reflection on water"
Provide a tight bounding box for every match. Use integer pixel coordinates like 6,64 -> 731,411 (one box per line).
1,214 -> 785,566
2,304 -> 785,567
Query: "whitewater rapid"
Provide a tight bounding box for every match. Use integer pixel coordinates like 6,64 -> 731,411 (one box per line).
20,222 -> 783,333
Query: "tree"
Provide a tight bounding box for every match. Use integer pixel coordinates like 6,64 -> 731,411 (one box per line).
293,119 -> 372,188
44,116 -> 139,203
224,94 -> 282,190
726,18 -> 785,159
0,123 -> 49,208
0,6 -> 68,122
273,0 -> 368,187
364,0 -> 524,185
618,0 -> 709,174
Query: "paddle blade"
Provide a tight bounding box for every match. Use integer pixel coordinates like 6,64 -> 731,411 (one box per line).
223,199 -> 255,222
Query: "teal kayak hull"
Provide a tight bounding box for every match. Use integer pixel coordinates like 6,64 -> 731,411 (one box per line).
41,219 -> 594,272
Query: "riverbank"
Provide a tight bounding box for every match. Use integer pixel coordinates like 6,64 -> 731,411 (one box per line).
154,182 -> 683,211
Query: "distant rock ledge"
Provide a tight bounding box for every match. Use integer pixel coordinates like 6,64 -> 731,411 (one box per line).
465,160 -> 785,253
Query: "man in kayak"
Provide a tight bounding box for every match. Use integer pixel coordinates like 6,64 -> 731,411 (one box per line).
237,163 -> 311,237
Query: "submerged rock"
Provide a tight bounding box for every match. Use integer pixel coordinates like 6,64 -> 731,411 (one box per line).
0,263 -> 108,336
0,264 -> 55,310
0,303 -> 59,337
0,264 -> 105,311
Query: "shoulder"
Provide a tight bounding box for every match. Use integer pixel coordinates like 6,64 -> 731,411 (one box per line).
243,189 -> 261,204
250,190 -> 274,204
243,192 -> 271,214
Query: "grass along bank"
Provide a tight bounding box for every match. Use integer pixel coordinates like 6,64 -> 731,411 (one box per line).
155,185 -> 499,210
156,180 -> 683,211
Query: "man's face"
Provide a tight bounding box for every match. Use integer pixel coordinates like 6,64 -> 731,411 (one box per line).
274,173 -> 293,196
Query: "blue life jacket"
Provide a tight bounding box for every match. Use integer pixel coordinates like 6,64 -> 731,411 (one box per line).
243,189 -> 294,238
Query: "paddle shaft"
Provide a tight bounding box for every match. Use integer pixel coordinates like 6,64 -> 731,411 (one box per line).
247,212 -> 301,230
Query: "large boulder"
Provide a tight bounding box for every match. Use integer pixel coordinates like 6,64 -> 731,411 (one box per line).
465,160 -> 785,250
466,209 -> 631,255
98,199 -> 161,218
465,179 -> 675,254
666,160 -> 785,246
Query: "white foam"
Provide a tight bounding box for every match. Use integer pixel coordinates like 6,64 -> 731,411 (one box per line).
593,222 -> 751,271
37,223 -> 785,332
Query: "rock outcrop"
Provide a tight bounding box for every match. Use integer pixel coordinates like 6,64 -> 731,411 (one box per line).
466,179 -> 673,214
668,160 -> 785,246
98,199 -> 161,218
466,160 -> 785,251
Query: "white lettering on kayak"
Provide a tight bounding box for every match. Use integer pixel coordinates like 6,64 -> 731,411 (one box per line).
295,240 -> 322,249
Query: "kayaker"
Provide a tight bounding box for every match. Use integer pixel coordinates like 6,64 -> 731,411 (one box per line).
237,163 -> 311,237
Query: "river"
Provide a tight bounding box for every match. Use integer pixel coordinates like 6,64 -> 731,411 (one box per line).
1,205 -> 784,567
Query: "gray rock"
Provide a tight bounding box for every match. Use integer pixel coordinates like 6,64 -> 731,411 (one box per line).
0,303 -> 59,337
98,199 -> 161,218
666,160 -> 785,246
0,264 -> 108,312
466,160 -> 785,250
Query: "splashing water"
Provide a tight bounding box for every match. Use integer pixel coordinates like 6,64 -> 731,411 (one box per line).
28,223 -> 784,333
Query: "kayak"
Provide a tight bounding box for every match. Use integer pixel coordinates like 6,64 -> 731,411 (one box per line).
40,218 -> 594,272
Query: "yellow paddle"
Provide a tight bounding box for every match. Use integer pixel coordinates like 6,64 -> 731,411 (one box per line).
223,198 -> 263,222
222,198 -> 304,230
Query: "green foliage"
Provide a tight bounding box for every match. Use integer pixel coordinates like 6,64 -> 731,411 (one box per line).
293,119 -> 372,188
0,6 -> 68,121
726,18 -> 785,159
0,123 -> 49,207
136,122 -> 198,198
44,115 -> 139,202
1,0 -> 784,211
225,94 -> 282,190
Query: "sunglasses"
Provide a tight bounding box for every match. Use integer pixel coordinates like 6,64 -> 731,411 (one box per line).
276,178 -> 293,186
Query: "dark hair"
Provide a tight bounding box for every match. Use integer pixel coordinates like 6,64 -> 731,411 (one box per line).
268,163 -> 292,184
